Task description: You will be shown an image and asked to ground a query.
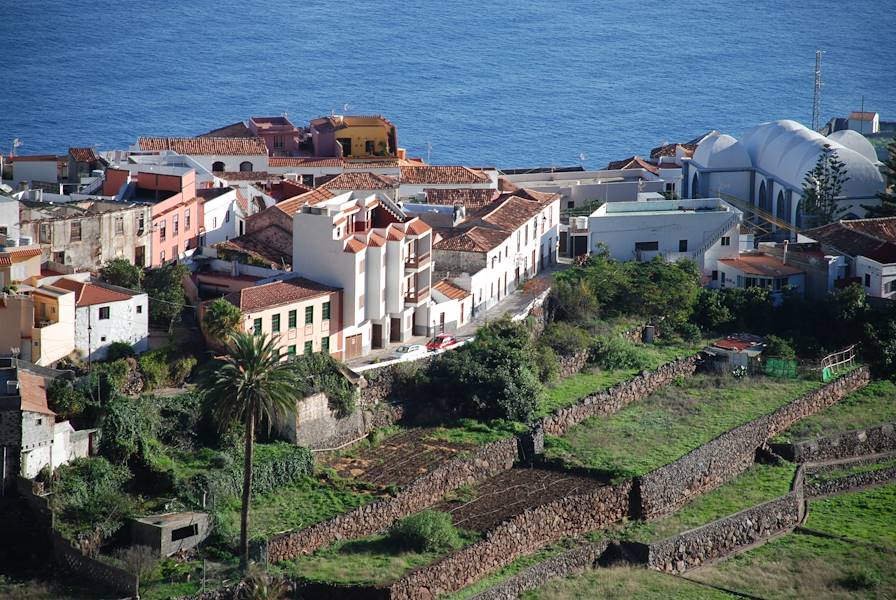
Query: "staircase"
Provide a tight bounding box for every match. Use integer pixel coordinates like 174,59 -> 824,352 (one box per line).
693,213 -> 741,259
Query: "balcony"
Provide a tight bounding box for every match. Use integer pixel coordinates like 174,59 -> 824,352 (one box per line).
404,252 -> 431,271
404,287 -> 430,304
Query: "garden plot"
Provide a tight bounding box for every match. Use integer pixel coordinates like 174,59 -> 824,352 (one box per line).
433,467 -> 607,533
327,427 -> 475,488
544,374 -> 822,479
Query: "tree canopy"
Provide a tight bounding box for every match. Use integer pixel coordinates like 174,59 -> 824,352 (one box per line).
100,257 -> 143,291
801,143 -> 850,225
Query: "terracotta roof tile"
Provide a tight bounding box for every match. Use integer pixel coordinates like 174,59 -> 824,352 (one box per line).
322,171 -> 397,191
368,232 -> 386,247
433,279 -> 471,301
424,188 -> 497,210
718,254 -> 804,277
217,225 -> 292,268
68,147 -> 100,162
138,137 -> 268,156
399,166 -> 491,185
224,277 -> 336,312
402,218 -> 431,236
18,371 -> 55,416
52,278 -> 137,307
434,226 -> 508,252
274,188 -> 335,216
268,157 -> 343,168
344,238 -> 367,253
197,122 -> 255,138
606,155 -> 659,175
0,246 -> 42,266
804,217 -> 896,263
9,154 -> 60,162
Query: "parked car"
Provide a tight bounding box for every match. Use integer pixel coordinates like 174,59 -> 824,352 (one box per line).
390,344 -> 428,361
426,334 -> 459,352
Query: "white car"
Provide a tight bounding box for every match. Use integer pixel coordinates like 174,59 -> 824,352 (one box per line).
390,344 -> 428,361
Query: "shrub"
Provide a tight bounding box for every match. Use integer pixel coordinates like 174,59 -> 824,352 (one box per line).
100,258 -> 144,291
202,298 -> 242,347
51,457 -> 135,539
169,356 -> 197,386
673,321 -> 702,344
99,394 -> 160,464
105,342 -> 136,362
763,335 -> 796,360
839,568 -> 881,590
536,345 -> 559,383
138,352 -> 169,390
47,377 -> 88,420
291,352 -> 357,417
539,322 -> 592,357
94,359 -> 131,393
387,510 -> 462,553
591,336 -> 651,371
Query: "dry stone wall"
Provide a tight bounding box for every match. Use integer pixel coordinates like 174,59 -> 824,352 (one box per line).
469,541 -> 609,600
539,355 -> 699,436
647,493 -> 801,574
557,350 -> 590,378
773,422 -> 896,463
389,482 -> 632,600
265,436 -> 520,563
806,462 -> 896,498
638,367 -> 870,519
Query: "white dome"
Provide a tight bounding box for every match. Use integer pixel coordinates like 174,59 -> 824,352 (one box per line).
692,133 -> 752,170
741,120 -> 884,198
827,129 -> 879,164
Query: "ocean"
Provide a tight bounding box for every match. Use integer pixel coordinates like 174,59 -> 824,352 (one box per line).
1,0 -> 893,169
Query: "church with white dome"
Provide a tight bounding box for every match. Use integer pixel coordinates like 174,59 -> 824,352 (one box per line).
681,120 -> 885,228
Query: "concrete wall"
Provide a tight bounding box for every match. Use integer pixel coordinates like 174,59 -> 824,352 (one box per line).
201,189 -> 241,245
73,293 -> 149,361
855,255 -> 896,300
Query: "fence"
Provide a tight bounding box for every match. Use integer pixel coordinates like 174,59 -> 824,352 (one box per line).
820,345 -> 857,382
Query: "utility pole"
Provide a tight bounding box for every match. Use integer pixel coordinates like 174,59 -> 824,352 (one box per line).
860,95 -> 865,134
811,50 -> 824,131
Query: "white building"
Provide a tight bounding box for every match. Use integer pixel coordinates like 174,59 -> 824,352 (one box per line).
134,137 -> 269,174
847,111 -> 880,134
50,276 -> 149,361
717,253 -> 806,298
9,155 -> 59,187
0,193 -> 20,244
432,188 -> 560,315
292,191 -> 433,359
586,197 -> 742,278
426,279 -> 474,335
682,120 -> 885,227
198,187 -> 244,245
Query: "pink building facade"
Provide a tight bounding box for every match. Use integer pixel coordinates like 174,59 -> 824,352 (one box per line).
248,116 -> 302,156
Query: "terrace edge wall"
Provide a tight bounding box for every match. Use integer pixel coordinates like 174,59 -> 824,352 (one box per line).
772,421 -> 896,463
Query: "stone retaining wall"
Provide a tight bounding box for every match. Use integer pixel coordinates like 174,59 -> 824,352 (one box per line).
539,355 -> 700,437
646,493 -> 801,574
389,482 -> 632,600
772,422 -> 896,463
469,541 -> 609,600
638,367 -> 870,519
265,437 -> 520,563
806,464 -> 896,498
557,350 -> 590,378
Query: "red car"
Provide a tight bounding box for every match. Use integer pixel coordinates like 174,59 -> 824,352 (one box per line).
426,334 -> 459,352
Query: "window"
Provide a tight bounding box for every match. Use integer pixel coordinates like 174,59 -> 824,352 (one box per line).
160,250 -> 165,262
679,239 -> 688,252
98,306 -> 110,320
365,140 -> 375,154
321,336 -> 329,354
721,272 -> 726,285
304,341 -> 313,355
160,219 -> 167,241
711,270 -> 718,281
36,418 -> 42,426
886,280 -> 896,294
185,209 -> 190,230
173,213 -> 179,236
39,223 -> 51,243
212,161 -> 225,172
171,524 -> 199,542
136,305 -> 143,314
274,136 -> 284,149
253,317 -> 262,333
288,309 -> 297,328
305,305 -> 314,324
567,201 -> 574,210
665,183 -> 674,192
184,238 -> 191,250
864,273 -> 871,287
225,210 -> 230,223
721,236 -> 731,246
516,231 -> 521,251
239,161 -> 253,172
272,314 -> 280,333
634,241 -> 659,251
171,244 -> 178,258
322,301 -> 331,320
0,226 -> 7,236
212,217 -> 217,229
137,214 -> 145,235
287,345 -> 296,356
114,216 -> 124,235
70,221 -> 81,241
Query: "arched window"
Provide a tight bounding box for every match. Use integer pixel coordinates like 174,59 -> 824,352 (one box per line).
691,173 -> 700,199
757,180 -> 767,208
794,200 -> 802,228
212,161 -> 225,172
239,161 -> 253,172
776,190 -> 787,220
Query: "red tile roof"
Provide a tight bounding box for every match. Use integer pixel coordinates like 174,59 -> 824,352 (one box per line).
849,111 -> 878,120
804,217 -> 896,263
268,157 -> 343,168
138,137 -> 268,156
217,225 -> 293,268
0,246 -> 42,266
274,188 -> 335,216
322,171 -> 398,191
224,277 -> 336,312
197,122 -> 255,138
52,278 -> 138,307
424,188 -> 497,210
649,142 -> 698,160
713,338 -> 755,351
344,238 -> 367,253
18,370 -> 55,416
435,226 -> 509,252
606,156 -> 659,175
433,279 -> 471,301
9,154 -> 60,162
68,147 -> 100,162
718,254 -> 804,277
399,166 -> 491,185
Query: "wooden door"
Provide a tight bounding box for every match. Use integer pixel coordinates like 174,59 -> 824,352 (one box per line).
345,334 -> 362,359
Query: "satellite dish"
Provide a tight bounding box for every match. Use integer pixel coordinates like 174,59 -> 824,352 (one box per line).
578,153 -> 587,162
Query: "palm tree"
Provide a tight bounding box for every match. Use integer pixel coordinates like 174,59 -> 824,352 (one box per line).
201,332 -> 298,568
202,297 -> 243,348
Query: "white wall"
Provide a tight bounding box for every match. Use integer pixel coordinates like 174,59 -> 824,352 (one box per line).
190,154 -> 269,174
855,256 -> 896,300
12,161 -> 57,186
73,293 -> 149,361
0,196 -> 20,243
202,189 -> 241,245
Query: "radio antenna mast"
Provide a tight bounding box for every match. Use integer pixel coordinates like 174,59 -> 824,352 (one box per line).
811,50 -> 824,131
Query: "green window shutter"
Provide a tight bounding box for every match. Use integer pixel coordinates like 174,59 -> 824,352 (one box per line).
287,345 -> 296,356
321,336 -> 329,354
288,310 -> 297,328
322,301 -> 331,320
303,341 -> 313,355
272,314 -> 280,333
305,305 -> 314,324
253,317 -> 262,334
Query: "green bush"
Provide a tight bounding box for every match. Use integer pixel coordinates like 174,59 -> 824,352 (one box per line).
591,336 -> 651,371
536,345 -> 559,383
47,377 -> 88,419
291,353 -> 357,417
387,510 -> 462,553
99,394 -> 160,464
94,359 -> 131,393
169,356 -> 197,386
51,457 -> 135,539
106,342 -> 136,362
764,335 -> 796,360
540,322 -> 592,357
673,321 -> 702,344
138,353 -> 169,391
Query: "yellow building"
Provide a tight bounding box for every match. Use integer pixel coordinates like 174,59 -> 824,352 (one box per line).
0,283 -> 75,365
310,115 -> 398,159
0,246 -> 42,288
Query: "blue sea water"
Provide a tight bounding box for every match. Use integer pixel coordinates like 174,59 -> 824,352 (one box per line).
1,0 -> 893,169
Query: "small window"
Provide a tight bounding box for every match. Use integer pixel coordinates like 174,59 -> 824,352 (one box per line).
114,216 -> 124,235
239,161 -> 253,172
39,223 -> 51,243
634,241 -> 659,252
70,221 -> 81,241
288,310 -> 297,328
321,336 -> 329,354
322,301 -> 331,321
679,239 -> 688,252
36,418 -> 42,426
173,213 -> 179,236
160,250 -> 165,262
253,317 -> 262,333
225,210 -> 230,223
98,306 -> 110,320
711,270 -> 718,281
288,345 -> 296,356
720,236 -> 731,247
305,305 -> 314,324
212,161 -> 225,172
185,209 -> 191,230
567,201 -> 574,209
304,340 -> 313,355
171,524 -> 199,542
160,219 -> 167,241
272,314 -> 280,333
365,140 -> 375,154
358,259 -> 365,274
864,273 -> 871,287
100,336 -> 107,342
136,305 -> 143,314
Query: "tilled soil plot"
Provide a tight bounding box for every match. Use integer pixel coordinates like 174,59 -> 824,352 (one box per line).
433,467 -> 607,532
327,428 -> 475,488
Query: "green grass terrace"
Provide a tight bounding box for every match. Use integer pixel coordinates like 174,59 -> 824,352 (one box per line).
544,374 -> 823,479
